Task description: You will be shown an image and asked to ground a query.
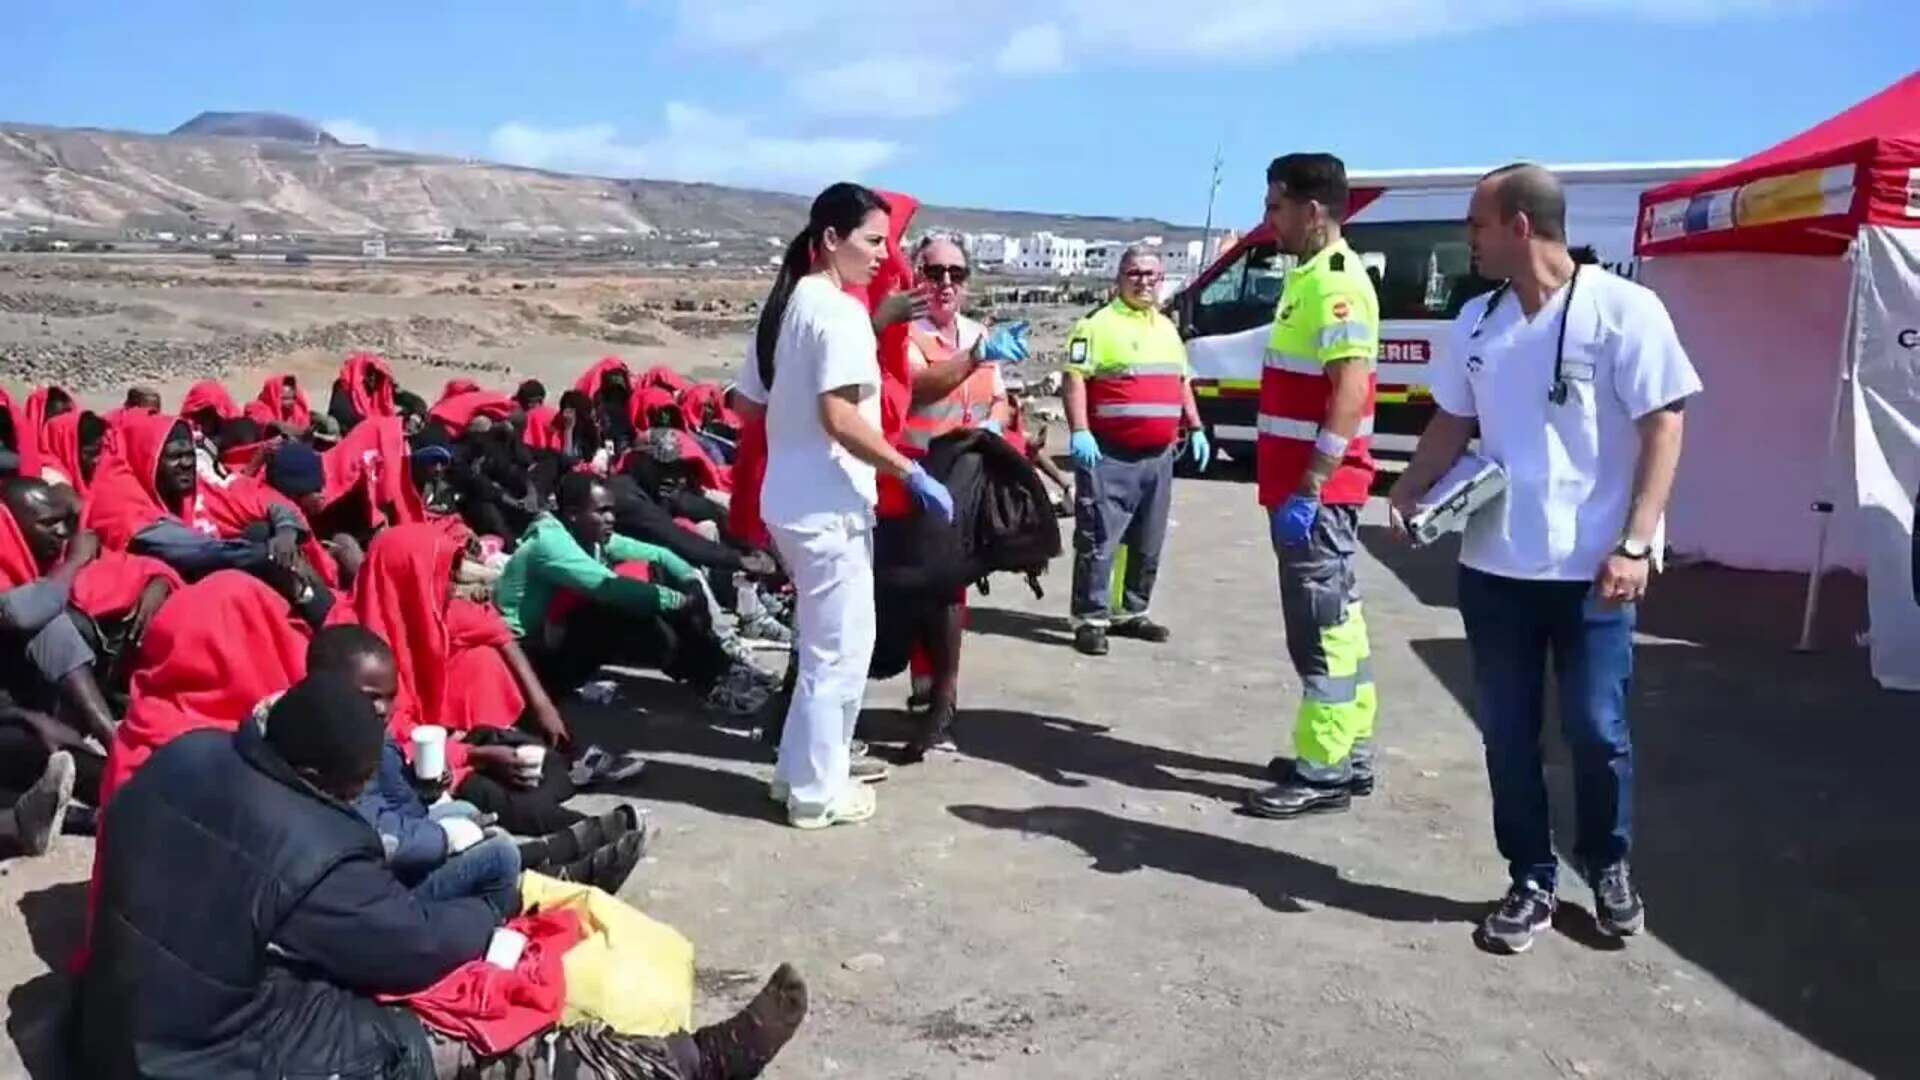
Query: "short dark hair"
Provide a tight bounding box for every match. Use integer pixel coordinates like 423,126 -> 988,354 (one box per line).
1481,163 -> 1567,243
307,624 -> 393,677
514,379 -> 546,406
1,475 -> 53,514
1267,153 -> 1350,218
555,471 -> 603,514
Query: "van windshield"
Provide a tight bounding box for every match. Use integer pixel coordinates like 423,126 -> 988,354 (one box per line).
1180,220 -> 1498,337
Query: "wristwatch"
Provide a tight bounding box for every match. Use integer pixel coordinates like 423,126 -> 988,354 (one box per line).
1614,538 -> 1653,561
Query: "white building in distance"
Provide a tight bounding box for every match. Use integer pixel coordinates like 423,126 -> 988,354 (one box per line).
1009,232 -> 1088,277
971,233 -> 1020,268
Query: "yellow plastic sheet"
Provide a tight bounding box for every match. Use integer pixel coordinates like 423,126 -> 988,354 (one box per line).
520,871 -> 695,1036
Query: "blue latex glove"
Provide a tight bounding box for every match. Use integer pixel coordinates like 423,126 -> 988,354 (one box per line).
980,418 -> 1004,435
1272,495 -> 1320,547
976,321 -> 1031,365
904,463 -> 955,522
1187,429 -> 1212,472
1068,429 -> 1102,471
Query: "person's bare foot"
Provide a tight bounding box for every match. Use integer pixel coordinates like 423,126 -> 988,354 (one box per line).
690,963 -> 808,1079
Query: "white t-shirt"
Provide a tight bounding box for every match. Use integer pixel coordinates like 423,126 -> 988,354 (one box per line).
1428,267 -> 1703,582
734,275 -> 882,528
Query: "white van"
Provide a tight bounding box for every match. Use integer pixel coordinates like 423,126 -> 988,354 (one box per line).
1166,162 -> 1721,469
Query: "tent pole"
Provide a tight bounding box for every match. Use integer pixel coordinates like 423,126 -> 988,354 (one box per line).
1795,239 -> 1864,653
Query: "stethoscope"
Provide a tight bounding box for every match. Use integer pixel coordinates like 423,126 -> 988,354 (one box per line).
1468,265 -> 1581,406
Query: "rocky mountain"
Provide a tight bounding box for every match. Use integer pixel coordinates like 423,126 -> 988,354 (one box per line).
0,115 -> 1201,243
171,111 -> 341,145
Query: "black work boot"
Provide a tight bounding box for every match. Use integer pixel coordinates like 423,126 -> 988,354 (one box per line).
1074,624 -> 1109,656
1244,777 -> 1352,819
1108,616 -> 1171,643
1267,756 -> 1375,797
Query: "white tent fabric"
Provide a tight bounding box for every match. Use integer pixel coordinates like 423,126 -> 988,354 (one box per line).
1851,227 -> 1920,690
1641,254 -> 1864,573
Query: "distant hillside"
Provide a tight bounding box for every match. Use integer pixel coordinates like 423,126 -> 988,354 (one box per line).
172,111 -> 341,146
0,115 -> 1201,242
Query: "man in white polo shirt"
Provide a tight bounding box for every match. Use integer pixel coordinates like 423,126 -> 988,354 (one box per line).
1390,163 -> 1701,956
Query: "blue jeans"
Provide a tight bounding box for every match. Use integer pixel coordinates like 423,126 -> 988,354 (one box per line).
1457,567 -> 1635,892
412,833 -> 521,910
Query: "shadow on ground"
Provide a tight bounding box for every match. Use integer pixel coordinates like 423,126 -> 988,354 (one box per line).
951,803 -> 1482,923
7,881 -> 84,1080
859,707 -> 1268,802
1368,530 -> 1918,1078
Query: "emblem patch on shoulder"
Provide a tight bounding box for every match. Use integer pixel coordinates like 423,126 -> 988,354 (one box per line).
1069,339 -> 1089,363
1332,300 -> 1351,319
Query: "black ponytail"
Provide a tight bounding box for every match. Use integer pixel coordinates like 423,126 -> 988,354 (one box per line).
754,181 -> 891,390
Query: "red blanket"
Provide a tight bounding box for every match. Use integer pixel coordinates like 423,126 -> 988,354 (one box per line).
383,909 -> 580,1056
0,388 -> 41,479
244,373 -> 312,429
429,390 -> 515,433
179,380 -> 239,429
38,412 -> 92,496
0,504 -> 179,618
23,387 -> 66,462
321,415 -> 424,530
521,405 -> 562,452
352,525 -> 524,781
573,356 -> 640,427
677,382 -> 742,433
83,413 -> 216,551
439,378 -> 482,401
340,353 -> 399,422
99,570 -> 311,809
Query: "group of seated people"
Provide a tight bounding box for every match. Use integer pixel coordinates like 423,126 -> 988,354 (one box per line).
0,355 -> 811,1077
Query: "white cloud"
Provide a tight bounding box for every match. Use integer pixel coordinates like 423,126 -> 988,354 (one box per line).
322,118 -> 382,146
996,23 -> 1067,75
487,103 -> 898,191
788,57 -> 964,120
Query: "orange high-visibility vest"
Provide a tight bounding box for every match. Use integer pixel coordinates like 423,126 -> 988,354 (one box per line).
901,324 -> 1002,453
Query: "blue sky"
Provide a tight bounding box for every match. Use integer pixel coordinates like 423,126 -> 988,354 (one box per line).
6,1 -> 1914,225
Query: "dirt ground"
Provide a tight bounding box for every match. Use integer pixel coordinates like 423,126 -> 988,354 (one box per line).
0,468 -> 1911,1078
0,256 -> 1913,1078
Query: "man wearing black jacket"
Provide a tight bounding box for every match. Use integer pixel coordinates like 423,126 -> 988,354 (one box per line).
76,673 -> 505,1079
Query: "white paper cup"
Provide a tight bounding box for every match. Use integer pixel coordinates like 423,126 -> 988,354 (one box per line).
513,744 -> 546,776
411,726 -> 449,780
485,927 -> 527,970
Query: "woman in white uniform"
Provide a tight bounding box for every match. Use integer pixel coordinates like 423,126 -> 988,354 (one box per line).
735,182 -> 955,830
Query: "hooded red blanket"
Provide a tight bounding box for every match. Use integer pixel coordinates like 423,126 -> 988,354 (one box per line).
439,378 -> 482,401
245,373 -> 313,429
38,411 -> 91,497
83,413 -> 215,550
99,570 -> 311,809
521,405 -> 563,452
0,388 -> 41,479
339,353 -> 399,422
352,525 -> 523,780
179,380 -> 239,429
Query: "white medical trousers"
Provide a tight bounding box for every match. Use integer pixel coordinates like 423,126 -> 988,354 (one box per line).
769,511 -> 876,810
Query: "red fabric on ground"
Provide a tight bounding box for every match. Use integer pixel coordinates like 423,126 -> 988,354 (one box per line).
339,353 -> 399,421
382,909 -> 580,1056
100,571 -> 311,809
245,373 -> 313,429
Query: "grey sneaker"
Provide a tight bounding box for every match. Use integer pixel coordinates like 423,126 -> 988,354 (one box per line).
1593,862 -> 1645,937
14,751 -> 75,858
1479,881 -> 1556,955
738,612 -> 794,648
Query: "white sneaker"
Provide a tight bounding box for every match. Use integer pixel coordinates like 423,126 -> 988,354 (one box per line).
14,751 -> 74,858
786,783 -> 877,830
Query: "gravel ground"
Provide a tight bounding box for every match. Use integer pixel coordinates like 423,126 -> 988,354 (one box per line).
1,473 -> 1909,1080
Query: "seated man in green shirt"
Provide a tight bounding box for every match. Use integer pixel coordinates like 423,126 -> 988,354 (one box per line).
496,472 -> 770,718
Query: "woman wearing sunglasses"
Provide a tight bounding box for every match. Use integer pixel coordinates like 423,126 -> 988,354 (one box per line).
896,235 -> 1027,758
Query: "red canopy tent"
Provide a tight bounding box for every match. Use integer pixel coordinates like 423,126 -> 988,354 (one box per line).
1633,71 -> 1920,688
